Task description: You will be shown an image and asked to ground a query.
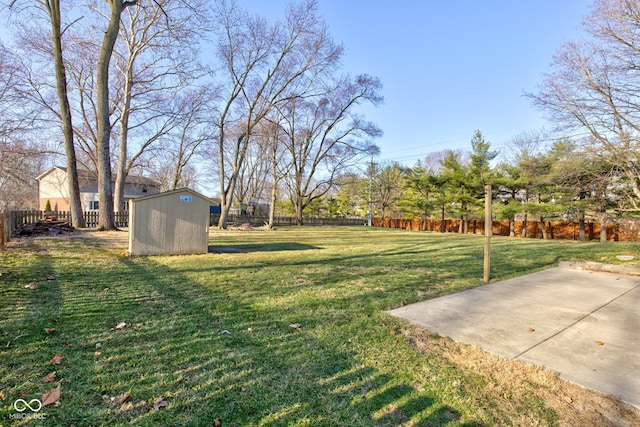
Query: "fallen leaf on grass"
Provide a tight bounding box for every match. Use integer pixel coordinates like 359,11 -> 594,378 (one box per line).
44,328 -> 57,334
0,391 -> 5,400
25,283 -> 39,290
51,354 -> 64,365
595,340 -> 605,346
42,384 -> 60,407
120,401 -> 134,412
46,275 -> 56,281
289,323 -> 301,330
153,397 -> 168,410
119,394 -> 131,405
112,322 -> 127,331
42,372 -> 56,383
214,419 -> 221,426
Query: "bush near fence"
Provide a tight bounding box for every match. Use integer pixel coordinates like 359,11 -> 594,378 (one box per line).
372,217 -> 640,241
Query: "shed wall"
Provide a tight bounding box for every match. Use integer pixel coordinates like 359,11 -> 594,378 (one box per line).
128,190 -> 209,256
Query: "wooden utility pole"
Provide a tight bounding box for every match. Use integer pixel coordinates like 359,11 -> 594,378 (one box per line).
484,184 -> 492,282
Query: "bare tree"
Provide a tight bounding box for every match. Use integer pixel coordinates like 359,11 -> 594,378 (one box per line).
144,87 -> 215,191
280,74 -> 382,225
7,0 -> 86,225
110,0 -> 207,211
93,0 -> 139,229
234,140 -> 271,212
530,0 -> 640,210
211,0 -> 342,229
372,162 -> 404,221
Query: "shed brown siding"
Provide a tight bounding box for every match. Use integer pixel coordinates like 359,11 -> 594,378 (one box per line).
128,189 -> 209,256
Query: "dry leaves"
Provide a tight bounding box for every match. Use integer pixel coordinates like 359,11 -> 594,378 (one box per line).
51,354 -> 64,365
595,340 -> 605,346
42,372 -> 56,383
112,322 -> 127,331
213,419 -> 221,426
289,323 -> 302,330
153,397 -> 168,410
24,283 -> 39,290
118,394 -> 131,405
44,328 -> 57,334
42,384 -> 60,407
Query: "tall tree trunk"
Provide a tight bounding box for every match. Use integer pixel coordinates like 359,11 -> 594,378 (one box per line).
599,214 -> 608,242
509,216 -> 515,237
47,0 -> 85,227
96,0 -> 128,230
114,63 -> 134,213
294,195 -> 304,226
218,134 -> 249,229
267,137 -> 279,229
440,204 -> 445,232
521,212 -> 528,238
579,212 -> 586,242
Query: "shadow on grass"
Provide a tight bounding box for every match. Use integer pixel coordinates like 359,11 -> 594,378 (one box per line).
209,242 -> 322,254
0,241 -> 486,426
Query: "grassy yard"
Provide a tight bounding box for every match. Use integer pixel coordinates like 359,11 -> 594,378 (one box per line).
1,227 -> 639,426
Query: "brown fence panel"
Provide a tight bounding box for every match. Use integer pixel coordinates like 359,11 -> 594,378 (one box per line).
371,217 -> 639,242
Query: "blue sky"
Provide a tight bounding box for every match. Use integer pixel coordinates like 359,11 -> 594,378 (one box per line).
0,1 -> 592,166
244,1 -> 593,165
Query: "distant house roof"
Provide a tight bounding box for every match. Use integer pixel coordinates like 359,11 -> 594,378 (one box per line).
36,166 -> 160,187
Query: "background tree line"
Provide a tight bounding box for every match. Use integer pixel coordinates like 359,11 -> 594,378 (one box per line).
2,0 -> 640,230
0,0 -> 380,228
324,129 -> 622,242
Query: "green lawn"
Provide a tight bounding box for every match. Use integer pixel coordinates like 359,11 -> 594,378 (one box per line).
1,227 -> 638,426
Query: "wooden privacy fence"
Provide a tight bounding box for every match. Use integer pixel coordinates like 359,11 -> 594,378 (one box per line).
208,214 -> 367,227
372,217 -> 640,241
8,210 -> 367,234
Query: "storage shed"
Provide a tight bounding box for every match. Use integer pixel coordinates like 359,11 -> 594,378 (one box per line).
128,188 -> 210,256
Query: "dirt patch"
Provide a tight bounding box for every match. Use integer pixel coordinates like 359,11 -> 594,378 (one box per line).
401,325 -> 640,427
